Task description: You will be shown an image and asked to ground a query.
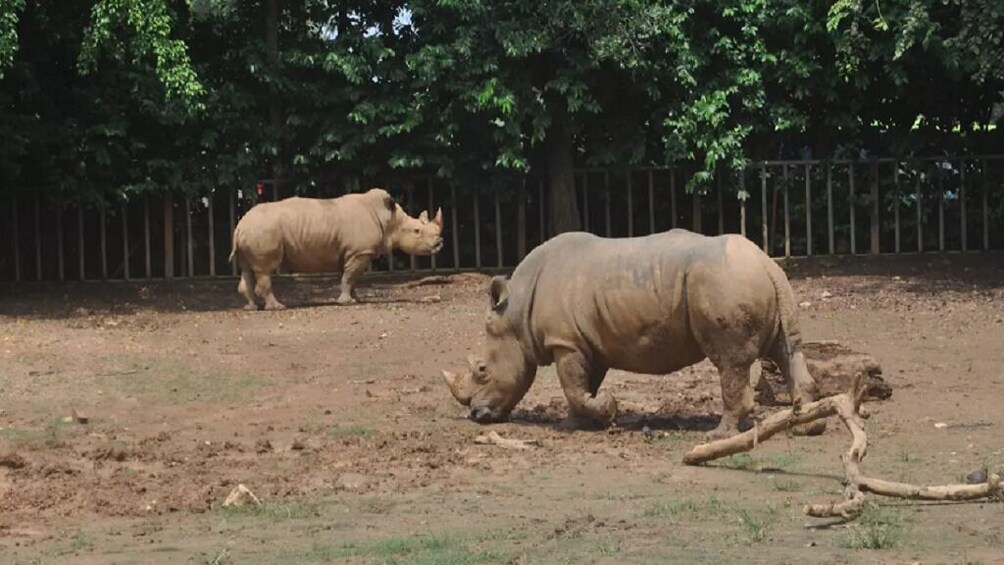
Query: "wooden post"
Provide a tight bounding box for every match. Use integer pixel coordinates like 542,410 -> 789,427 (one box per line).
164,192 -> 175,279
761,164 -> 769,254
56,205 -> 64,281
937,164 -> 945,252
408,186 -> 416,271
983,159 -> 990,250
473,190 -> 481,269
960,158 -> 967,252
893,164 -> 901,254
849,163 -> 856,255
100,203 -> 108,279
692,192 -> 703,234
517,181 -> 527,260
827,164 -> 834,255
451,184 -> 460,269
428,177 -> 437,271
582,173 -> 590,232
647,170 -> 655,234
716,172 -> 724,235
11,196 -> 20,282
627,172 -> 634,237
739,169 -> 747,237
538,180 -> 545,243
805,164 -> 812,256
34,195 -> 42,281
78,206 -> 85,281
228,189 -> 236,276
870,161 -> 880,255
144,196 -> 152,278
782,165 -> 790,257
122,200 -> 130,280
670,170 -> 678,229
185,196 -> 194,277
916,172 -> 924,252
494,186 -> 503,268
604,171 -> 611,236
208,194 -> 216,276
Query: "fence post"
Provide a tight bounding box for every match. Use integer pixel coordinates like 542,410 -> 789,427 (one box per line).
627,172 -> 634,237
870,161 -> 880,255
739,169 -> 747,237
604,171 -> 611,237
647,170 -> 655,234
228,189 -> 237,276
100,203 -> 108,279
849,163 -> 856,255
670,170 -> 678,229
78,206 -> 85,281
144,196 -> 152,279
451,184 -> 460,270
582,173 -> 590,232
983,159 -> 990,250
893,163 -> 901,254
473,189 -> 482,269
494,186 -> 503,268
960,158 -> 967,252
208,193 -> 216,276
937,163 -> 945,252
716,172 -> 724,235
538,180 -> 545,243
692,192 -> 702,234
916,172 -> 924,253
782,165 -> 790,257
804,164 -> 812,256
34,194 -> 42,281
122,200 -> 130,280
517,181 -> 527,261
56,204 -> 64,281
185,196 -> 194,277
761,164 -> 769,254
428,177 -> 437,272
11,196 -> 20,282
408,186 -> 416,271
827,164 -> 834,255
164,192 -> 175,279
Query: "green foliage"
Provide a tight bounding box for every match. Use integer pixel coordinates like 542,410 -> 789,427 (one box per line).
0,0 -> 23,78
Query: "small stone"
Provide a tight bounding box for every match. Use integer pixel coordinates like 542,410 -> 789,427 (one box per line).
934,422 -> 949,429
71,409 -> 89,424
641,426 -> 654,441
799,301 -> 811,308
966,469 -> 988,484
290,438 -> 306,451
820,291 -> 833,299
420,295 -> 442,303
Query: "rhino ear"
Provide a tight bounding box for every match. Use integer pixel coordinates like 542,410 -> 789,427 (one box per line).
419,210 -> 429,223
489,275 -> 509,312
433,208 -> 443,228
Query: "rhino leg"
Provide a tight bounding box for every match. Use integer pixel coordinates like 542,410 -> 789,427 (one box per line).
768,339 -> 826,436
707,362 -> 756,441
555,350 -> 616,428
254,272 -> 285,310
336,254 -> 371,305
238,269 -> 261,310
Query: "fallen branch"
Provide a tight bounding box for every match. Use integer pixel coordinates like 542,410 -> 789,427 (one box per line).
474,431 -> 540,450
684,373 -> 1003,519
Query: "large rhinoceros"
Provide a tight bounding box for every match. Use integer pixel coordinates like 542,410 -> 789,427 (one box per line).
229,188 -> 443,310
443,228 -> 825,439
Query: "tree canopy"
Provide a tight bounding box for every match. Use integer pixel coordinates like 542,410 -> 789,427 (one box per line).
1,0 -> 1001,230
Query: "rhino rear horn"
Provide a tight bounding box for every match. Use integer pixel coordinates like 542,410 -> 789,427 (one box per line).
419,210 -> 430,223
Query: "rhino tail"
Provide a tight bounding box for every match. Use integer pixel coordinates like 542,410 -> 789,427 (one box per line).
760,255 -> 802,352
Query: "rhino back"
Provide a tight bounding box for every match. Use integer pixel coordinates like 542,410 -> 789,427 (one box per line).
512,230 -> 729,372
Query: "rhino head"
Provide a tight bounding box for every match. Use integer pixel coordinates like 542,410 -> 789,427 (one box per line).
442,276 -> 537,423
393,205 -> 444,256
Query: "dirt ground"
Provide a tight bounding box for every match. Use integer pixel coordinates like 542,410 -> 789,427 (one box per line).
1,252 -> 1003,564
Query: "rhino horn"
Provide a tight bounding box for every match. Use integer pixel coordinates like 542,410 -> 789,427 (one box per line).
433,208 -> 443,228
419,210 -> 430,223
442,369 -> 474,406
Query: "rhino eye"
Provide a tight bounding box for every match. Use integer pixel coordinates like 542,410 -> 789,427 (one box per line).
413,228 -> 420,234
477,363 -> 488,374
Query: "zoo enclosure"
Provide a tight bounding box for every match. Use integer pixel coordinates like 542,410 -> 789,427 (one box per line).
2,155 -> 1003,283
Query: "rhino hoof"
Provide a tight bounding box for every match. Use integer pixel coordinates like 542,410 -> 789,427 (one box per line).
336,296 -> 357,306
243,303 -> 261,311
264,302 -> 286,311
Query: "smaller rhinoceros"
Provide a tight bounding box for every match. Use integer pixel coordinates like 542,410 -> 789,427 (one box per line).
229,188 -> 443,310
443,229 -> 825,439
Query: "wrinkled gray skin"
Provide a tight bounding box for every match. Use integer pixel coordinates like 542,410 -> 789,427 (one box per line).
443,229 -> 825,440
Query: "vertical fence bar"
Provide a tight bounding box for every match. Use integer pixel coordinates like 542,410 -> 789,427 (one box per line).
647,170 -> 655,234
761,164 -> 769,254
582,173 -> 590,232
494,186 -> 503,268
517,181 -> 527,260
916,172 -> 924,252
11,196 -> 20,282
122,200 -> 130,280
716,173 -> 724,235
538,180 -> 545,243
739,170 -> 747,237
164,193 -> 175,279
870,161 -> 880,255
604,171 -> 612,237
849,163 -> 856,255
56,205 -> 64,281
983,159 -> 990,250
228,189 -> 236,276
782,165 -> 790,257
407,186 -> 416,271
804,164 -> 812,256
473,190 -> 482,269
827,164 -> 834,255
426,178 -> 436,271
670,170 -> 678,229
34,195 -> 42,281
960,158 -> 967,252
144,196 -> 152,278
208,194 -> 216,276
100,203 -> 108,279
78,206 -> 85,281
938,164 -> 945,252
894,164 -> 901,254
451,184 -> 460,269
185,196 -> 193,277
626,172 -> 634,237
692,192 -> 702,233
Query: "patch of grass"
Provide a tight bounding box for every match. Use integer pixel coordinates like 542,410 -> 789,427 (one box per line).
761,452 -> 801,470
897,449 -> 917,463
730,507 -> 778,546
0,418 -> 71,448
100,353 -> 270,405
722,453 -> 756,470
356,496 -> 397,514
640,499 -> 701,518
328,424 -> 374,438
839,505 -> 906,550
296,534 -> 504,564
220,501 -> 319,521
69,529 -> 92,551
770,478 -> 802,492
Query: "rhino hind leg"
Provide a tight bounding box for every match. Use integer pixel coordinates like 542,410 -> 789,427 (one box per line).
767,339 -> 826,436
238,269 -> 261,310
254,272 -> 286,310
554,351 -> 616,428
706,361 -> 756,441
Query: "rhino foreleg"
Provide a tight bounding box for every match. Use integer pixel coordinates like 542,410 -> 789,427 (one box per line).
337,254 -> 372,305
555,351 -> 616,428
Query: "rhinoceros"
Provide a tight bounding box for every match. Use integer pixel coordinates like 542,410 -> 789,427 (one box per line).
229,188 -> 444,310
443,228 -> 825,439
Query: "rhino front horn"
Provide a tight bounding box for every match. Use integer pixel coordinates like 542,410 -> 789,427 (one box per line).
442,370 -> 473,406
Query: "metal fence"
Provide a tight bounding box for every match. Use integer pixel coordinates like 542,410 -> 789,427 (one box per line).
2,155 -> 1003,283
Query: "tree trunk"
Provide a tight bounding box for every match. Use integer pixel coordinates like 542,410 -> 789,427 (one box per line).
546,99 -> 580,236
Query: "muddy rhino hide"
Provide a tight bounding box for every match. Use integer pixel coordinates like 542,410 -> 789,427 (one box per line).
755,340 -> 892,405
